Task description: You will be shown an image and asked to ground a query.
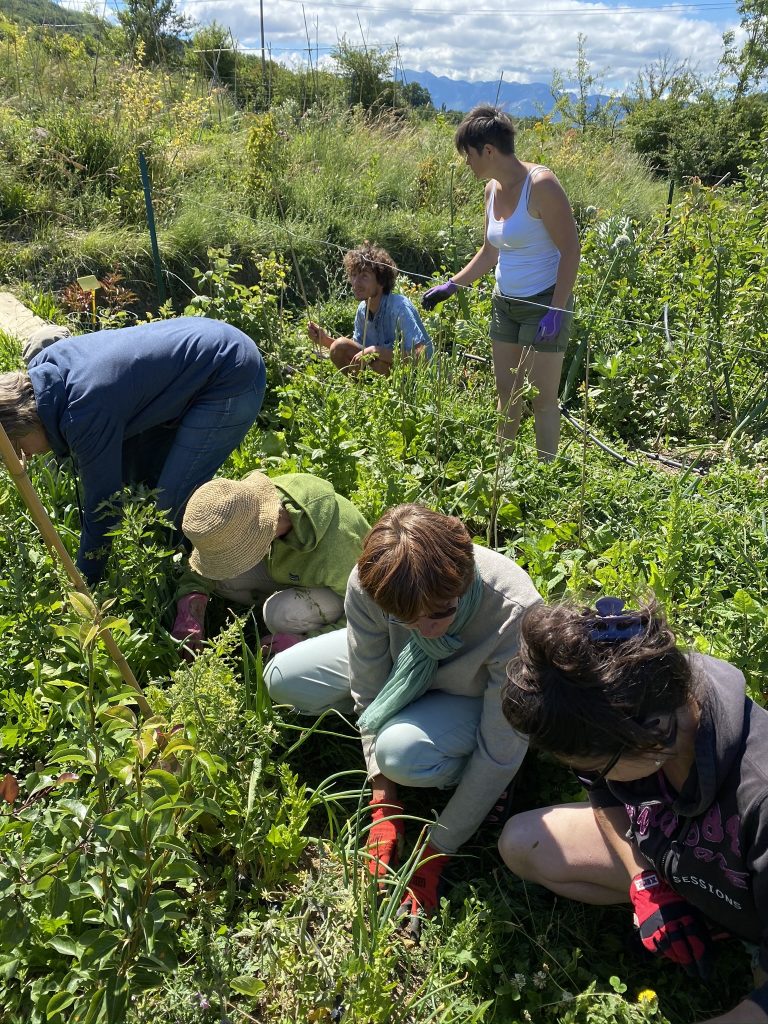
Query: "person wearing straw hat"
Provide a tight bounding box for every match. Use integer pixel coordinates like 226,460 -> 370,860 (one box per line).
264,504 -> 540,933
171,470 -> 370,654
0,317 -> 265,583
307,241 -> 432,375
422,105 -> 580,460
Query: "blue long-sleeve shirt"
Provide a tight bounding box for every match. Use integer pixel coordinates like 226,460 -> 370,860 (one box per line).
352,293 -> 432,358
28,317 -> 264,579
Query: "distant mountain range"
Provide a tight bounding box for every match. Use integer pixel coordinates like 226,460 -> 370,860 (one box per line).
402,68 -> 611,116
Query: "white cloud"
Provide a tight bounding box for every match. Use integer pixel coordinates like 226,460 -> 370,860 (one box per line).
179,0 -> 739,90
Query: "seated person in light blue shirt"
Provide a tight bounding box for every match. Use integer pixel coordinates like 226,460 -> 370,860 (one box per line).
307,241 -> 432,375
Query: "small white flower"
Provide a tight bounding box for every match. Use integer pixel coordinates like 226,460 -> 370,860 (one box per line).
514,973 -> 527,987
612,234 -> 631,250
533,970 -> 548,990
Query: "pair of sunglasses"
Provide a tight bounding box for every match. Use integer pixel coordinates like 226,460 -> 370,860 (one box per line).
573,746 -> 625,789
390,597 -> 460,627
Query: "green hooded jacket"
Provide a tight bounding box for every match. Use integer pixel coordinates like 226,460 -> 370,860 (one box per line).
266,473 -> 369,596
177,472 -> 369,606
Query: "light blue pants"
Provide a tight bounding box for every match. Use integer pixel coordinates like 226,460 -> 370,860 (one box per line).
264,628 -> 483,789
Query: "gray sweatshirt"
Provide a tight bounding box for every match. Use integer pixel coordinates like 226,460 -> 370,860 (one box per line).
345,544 -> 541,853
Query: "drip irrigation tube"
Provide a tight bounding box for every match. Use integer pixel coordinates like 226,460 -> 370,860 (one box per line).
560,405 -> 707,476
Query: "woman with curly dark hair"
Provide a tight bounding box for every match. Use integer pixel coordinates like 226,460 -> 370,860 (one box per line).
307,241 -> 431,375
499,597 -> 768,1024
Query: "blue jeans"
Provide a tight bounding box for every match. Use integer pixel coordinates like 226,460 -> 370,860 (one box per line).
122,379 -> 265,527
157,381 -> 265,525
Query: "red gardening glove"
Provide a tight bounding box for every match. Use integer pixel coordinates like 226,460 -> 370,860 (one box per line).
629,870 -> 713,979
366,799 -> 405,879
171,592 -> 208,658
397,843 -> 450,935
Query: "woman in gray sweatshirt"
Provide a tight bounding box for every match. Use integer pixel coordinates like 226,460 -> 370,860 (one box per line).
265,503 -> 541,927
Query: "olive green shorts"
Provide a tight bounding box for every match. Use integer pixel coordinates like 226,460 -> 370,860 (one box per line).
490,286 -> 574,354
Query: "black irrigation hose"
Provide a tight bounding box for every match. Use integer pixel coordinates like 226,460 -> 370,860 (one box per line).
453,350 -> 708,476
559,405 -> 639,469
560,405 -> 708,477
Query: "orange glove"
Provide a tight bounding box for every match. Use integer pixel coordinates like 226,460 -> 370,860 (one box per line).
397,843 -> 450,934
366,798 -> 405,878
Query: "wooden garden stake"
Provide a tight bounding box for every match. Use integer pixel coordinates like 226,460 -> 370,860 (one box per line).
76,274 -> 103,330
0,423 -> 153,718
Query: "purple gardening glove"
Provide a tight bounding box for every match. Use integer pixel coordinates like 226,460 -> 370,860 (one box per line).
534,308 -> 563,343
171,592 -> 208,658
422,279 -> 458,311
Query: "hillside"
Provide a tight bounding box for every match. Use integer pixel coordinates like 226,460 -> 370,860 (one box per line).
0,0 -> 101,29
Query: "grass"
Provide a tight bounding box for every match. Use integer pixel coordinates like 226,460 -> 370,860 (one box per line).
1,29 -> 766,1024
1,80 -> 666,303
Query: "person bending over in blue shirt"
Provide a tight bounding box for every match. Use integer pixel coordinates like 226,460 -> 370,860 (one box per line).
0,317 -> 266,583
307,241 -> 432,376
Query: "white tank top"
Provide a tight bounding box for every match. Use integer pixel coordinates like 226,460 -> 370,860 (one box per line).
486,167 -> 561,297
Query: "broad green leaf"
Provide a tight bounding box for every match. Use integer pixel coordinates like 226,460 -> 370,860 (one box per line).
144,770 -> 180,797
47,935 -> 83,957
68,592 -> 97,619
230,976 -> 265,997
46,990 -> 78,1018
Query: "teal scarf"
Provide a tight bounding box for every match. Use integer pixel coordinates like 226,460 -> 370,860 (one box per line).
358,569 -> 484,734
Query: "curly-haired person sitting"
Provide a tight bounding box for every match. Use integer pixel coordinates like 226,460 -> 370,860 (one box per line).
307,242 -> 432,375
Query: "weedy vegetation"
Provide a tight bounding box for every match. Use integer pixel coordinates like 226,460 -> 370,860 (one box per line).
1,8 -> 767,1023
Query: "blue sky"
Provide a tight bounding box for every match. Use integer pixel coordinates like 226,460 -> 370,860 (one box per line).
66,0 -> 744,91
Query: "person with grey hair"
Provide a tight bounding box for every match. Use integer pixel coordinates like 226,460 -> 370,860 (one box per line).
0,317 -> 266,582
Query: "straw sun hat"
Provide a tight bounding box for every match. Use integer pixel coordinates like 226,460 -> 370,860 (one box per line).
183,473 -> 281,580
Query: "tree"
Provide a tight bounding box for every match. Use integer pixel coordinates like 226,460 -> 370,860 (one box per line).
117,0 -> 192,65
551,34 -> 621,135
188,21 -> 237,89
332,38 -> 393,111
626,52 -> 700,106
722,0 -> 768,99
401,81 -> 433,109
622,89 -> 768,181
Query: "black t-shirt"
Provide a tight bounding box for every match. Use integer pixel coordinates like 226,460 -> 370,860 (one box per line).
588,654 -> 768,987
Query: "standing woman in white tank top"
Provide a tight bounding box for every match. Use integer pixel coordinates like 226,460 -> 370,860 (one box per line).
422,105 -> 580,461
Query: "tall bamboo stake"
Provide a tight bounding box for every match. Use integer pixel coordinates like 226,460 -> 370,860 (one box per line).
0,424 -> 153,718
